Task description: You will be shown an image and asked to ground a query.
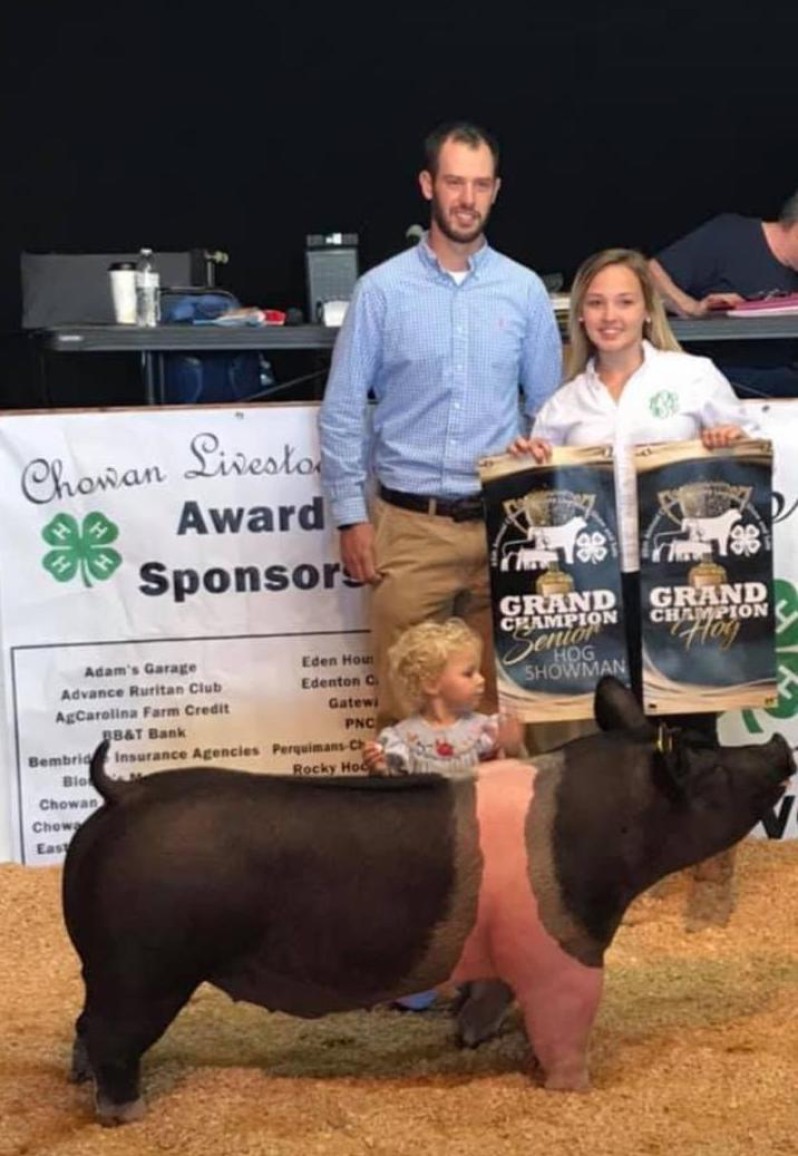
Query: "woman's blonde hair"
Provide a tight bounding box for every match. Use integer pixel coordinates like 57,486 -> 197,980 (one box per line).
565,248 -> 681,379
388,618 -> 482,713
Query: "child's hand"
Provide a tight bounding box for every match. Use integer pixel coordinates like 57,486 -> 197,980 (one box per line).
496,712 -> 525,757
363,740 -> 389,776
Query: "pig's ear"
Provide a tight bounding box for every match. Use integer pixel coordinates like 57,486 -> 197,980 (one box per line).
594,676 -> 651,734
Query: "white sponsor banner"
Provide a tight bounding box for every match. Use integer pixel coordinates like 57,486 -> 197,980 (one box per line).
0,401 -> 794,861
0,405 -> 372,865
720,402 -> 798,840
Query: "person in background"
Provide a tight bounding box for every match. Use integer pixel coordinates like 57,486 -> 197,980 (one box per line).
510,248 -> 761,930
318,120 -> 562,731
648,191 -> 798,397
363,618 -> 524,777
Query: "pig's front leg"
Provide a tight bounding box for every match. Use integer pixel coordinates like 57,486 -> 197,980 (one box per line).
684,845 -> 737,932
514,963 -> 604,1091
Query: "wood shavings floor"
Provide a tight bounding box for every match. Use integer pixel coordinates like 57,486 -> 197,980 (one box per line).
0,841 -> 795,1155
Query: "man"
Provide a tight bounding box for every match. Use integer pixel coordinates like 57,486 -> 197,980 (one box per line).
319,121 -> 562,728
648,190 -> 798,397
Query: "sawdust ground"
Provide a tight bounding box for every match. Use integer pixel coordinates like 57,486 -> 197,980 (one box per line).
0,841 -> 796,1156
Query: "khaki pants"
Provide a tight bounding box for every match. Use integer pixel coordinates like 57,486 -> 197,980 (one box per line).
371,498 -> 496,729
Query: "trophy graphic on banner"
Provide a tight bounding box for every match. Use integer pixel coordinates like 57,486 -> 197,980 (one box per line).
503,490 -> 582,601
676,483 -> 739,589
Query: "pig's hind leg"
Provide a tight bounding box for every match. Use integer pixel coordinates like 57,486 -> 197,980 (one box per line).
82,980 -> 197,1125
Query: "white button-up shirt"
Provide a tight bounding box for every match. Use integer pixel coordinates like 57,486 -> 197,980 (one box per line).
532,342 -> 759,571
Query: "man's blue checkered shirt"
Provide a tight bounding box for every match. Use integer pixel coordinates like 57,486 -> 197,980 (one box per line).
319,236 -> 563,526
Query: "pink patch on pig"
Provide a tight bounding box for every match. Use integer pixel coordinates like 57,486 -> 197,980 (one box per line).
451,759 -> 603,1089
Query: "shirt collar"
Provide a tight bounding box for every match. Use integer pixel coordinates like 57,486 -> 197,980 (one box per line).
586,339 -> 656,383
417,232 -> 492,278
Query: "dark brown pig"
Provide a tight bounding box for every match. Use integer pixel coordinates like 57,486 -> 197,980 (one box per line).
62,677 -> 793,1124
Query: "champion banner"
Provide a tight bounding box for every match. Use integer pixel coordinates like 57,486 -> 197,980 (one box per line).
636,438 -> 777,714
479,447 -> 627,722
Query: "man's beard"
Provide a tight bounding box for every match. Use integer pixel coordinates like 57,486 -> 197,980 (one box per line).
431,195 -> 490,245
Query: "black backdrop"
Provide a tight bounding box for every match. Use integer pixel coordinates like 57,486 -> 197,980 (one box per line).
1,2 -> 796,406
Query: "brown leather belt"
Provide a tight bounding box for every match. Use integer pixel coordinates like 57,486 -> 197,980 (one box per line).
378,484 -> 484,522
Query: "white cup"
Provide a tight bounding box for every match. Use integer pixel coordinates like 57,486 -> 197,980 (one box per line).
108,263 -> 137,324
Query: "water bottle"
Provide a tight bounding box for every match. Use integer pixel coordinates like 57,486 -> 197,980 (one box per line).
135,248 -> 160,327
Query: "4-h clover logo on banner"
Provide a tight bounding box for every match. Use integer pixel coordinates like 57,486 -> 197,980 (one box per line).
743,577 -> 798,733
41,512 -> 122,588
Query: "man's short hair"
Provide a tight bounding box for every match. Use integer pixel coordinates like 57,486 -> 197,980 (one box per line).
423,121 -> 500,178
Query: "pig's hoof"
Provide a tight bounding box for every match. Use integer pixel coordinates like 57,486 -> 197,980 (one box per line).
543,1069 -> 590,1093
96,1094 -> 147,1126
454,980 -> 514,1048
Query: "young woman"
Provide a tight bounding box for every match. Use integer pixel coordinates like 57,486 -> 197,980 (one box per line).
511,247 -> 759,733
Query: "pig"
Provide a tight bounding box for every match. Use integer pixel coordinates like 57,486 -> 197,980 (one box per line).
62,677 -> 793,1124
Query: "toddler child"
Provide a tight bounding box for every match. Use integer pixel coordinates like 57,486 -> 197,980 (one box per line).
364,618 -> 523,777
363,618 -> 523,1013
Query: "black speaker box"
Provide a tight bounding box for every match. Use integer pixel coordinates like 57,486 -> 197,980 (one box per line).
304,236 -> 359,324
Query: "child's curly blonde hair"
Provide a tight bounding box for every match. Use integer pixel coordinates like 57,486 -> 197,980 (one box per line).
388,618 -> 483,713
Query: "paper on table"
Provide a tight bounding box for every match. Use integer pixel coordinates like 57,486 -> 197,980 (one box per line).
726,293 -> 798,317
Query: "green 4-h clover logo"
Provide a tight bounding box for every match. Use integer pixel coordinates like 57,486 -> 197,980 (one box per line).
649,390 -> 678,419
743,577 -> 798,733
42,512 -> 122,588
